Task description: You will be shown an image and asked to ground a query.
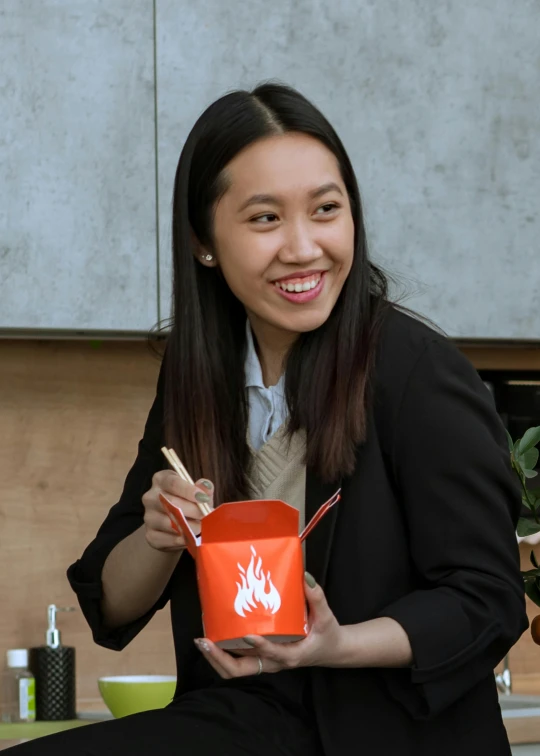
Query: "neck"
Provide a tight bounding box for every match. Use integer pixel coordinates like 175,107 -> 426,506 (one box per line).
247,315 -> 297,387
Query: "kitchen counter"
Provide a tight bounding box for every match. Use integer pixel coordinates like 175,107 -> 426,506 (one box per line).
1,709 -> 539,753
0,715 -> 111,750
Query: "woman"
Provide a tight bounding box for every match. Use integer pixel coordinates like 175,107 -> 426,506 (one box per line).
10,83 -> 527,755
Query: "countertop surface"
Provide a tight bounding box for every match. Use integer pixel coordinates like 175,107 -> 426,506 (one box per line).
1,714 -> 539,753
0,715 -> 110,750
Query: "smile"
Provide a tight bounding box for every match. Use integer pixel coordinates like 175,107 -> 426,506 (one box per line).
272,272 -> 326,303
273,273 -> 322,293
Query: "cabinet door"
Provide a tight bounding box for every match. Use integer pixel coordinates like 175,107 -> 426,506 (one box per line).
155,0 -> 539,339
0,1 -> 158,333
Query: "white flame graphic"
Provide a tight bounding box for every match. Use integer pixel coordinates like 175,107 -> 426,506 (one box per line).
234,546 -> 281,618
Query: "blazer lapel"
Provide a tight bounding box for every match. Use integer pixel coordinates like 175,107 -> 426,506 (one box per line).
304,468 -> 341,587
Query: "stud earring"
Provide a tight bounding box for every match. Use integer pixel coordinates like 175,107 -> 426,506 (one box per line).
203,254 -> 213,262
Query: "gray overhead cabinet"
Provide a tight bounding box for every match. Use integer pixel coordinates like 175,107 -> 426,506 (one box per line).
1,1 -> 538,339
0,1 -> 158,334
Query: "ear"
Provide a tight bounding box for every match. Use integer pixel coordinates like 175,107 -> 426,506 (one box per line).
191,230 -> 218,268
198,251 -> 218,268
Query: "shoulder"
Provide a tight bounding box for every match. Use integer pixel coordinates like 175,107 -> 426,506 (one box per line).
376,305 -> 447,369
375,305 -> 448,382
372,305 -> 481,415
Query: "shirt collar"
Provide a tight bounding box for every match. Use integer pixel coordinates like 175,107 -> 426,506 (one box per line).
244,319 -> 285,394
245,319 -> 265,389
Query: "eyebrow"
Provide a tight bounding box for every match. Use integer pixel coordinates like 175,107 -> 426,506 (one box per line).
238,181 -> 343,213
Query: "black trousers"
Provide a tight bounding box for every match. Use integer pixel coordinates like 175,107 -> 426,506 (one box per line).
4,688 -> 324,756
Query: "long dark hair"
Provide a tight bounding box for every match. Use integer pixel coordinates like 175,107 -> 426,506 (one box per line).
164,82 -> 390,503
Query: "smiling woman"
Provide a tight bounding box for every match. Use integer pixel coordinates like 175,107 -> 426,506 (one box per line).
200,133 -> 355,382
10,83 -> 528,756
165,84 -> 388,501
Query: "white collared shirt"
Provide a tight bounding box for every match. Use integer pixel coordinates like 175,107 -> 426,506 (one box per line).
245,320 -> 288,451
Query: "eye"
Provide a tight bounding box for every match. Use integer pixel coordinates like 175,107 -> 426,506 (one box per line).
251,213 -> 279,224
314,202 -> 339,215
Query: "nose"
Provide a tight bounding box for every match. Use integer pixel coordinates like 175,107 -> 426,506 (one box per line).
278,219 -> 324,265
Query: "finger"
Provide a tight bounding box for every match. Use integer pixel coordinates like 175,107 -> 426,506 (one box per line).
158,501 -> 203,540
304,573 -> 333,625
151,510 -> 202,538
195,478 -> 215,510
194,640 -> 233,679
149,496 -> 202,532
195,639 -> 270,678
144,506 -> 200,545
194,639 -> 246,679
158,492 -> 204,522
242,635 -> 298,666
158,493 -> 184,536
161,471 -> 212,511
155,469 -> 189,496
145,509 -> 183,535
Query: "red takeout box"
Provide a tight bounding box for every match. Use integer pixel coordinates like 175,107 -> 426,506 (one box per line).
160,491 -> 340,649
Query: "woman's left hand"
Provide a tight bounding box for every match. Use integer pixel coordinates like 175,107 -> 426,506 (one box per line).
193,573 -> 345,677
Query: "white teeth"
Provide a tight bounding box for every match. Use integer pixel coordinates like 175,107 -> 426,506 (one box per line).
275,274 -> 321,293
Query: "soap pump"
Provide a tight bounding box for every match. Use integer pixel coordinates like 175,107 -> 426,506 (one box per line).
29,605 -> 76,720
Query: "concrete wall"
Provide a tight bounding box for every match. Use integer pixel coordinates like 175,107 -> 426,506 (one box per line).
0,1 -> 157,331
1,1 -> 538,337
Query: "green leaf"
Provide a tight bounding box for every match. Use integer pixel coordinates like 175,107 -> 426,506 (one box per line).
517,518 -> 540,537
506,429 -> 515,452
522,489 -> 540,512
517,427 -> 540,455
531,550 -> 539,569
524,579 -> 540,608
525,469 -> 539,479
515,450 -> 534,471
523,448 -> 539,471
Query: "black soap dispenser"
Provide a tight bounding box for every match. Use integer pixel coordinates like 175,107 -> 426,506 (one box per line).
29,605 -> 76,720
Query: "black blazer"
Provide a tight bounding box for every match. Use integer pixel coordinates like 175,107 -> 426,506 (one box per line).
68,308 -> 528,755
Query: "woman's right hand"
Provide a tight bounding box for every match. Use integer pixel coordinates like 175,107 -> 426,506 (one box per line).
142,470 -> 214,553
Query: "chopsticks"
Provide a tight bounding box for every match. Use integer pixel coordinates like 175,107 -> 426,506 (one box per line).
160,447 -> 212,516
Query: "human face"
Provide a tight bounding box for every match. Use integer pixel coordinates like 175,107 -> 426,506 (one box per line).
207,133 -> 355,349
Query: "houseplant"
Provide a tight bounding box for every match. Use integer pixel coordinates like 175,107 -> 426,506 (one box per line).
507,426 -> 540,606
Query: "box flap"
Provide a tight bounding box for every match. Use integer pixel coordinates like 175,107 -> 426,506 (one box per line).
299,489 -> 341,542
159,493 -> 198,557
201,499 -> 299,543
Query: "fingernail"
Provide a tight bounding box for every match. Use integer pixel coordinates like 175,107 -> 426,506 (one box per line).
194,638 -> 210,653
199,479 -> 213,491
195,492 -> 211,504
242,637 -> 256,647
304,571 -> 317,589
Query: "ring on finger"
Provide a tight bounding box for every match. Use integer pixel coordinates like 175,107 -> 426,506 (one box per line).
256,656 -> 263,676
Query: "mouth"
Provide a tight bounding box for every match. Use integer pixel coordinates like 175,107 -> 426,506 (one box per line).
271,271 -> 326,303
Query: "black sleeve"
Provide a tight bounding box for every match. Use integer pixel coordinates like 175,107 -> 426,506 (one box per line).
66,356 -> 169,651
377,338 -> 528,719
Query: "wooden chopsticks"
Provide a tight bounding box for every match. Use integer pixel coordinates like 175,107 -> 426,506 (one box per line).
160,447 -> 212,516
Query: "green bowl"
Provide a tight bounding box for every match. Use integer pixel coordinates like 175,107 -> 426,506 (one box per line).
98,675 -> 176,718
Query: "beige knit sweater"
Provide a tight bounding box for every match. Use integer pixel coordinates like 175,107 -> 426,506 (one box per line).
247,424 -> 307,533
